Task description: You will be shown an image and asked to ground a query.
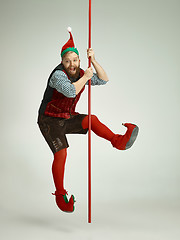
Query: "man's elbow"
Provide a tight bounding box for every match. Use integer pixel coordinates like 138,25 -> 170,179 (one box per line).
65,89 -> 77,98
97,74 -> 109,82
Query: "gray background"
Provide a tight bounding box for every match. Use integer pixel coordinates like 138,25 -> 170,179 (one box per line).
0,0 -> 180,239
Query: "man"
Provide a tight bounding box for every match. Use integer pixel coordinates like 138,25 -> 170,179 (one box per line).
38,28 -> 139,213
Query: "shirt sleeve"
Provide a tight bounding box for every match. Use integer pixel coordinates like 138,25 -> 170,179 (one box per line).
49,70 -> 76,98
85,73 -> 108,86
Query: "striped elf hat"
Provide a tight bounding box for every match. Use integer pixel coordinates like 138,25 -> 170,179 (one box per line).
61,27 -> 79,57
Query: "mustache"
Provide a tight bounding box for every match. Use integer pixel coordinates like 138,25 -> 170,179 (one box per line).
67,66 -> 79,71
63,65 -> 80,78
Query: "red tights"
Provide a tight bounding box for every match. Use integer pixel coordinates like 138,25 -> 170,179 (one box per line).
52,115 -> 114,192
52,148 -> 67,193
81,115 -> 115,141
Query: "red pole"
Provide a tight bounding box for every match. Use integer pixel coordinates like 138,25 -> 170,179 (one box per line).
88,0 -> 92,224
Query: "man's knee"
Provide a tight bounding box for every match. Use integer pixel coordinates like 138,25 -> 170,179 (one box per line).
91,115 -> 99,124
82,115 -> 99,129
54,148 -> 67,159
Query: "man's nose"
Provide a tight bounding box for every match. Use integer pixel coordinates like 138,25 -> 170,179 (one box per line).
70,61 -> 74,66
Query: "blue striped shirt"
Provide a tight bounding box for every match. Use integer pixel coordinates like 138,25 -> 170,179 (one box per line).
49,70 -> 107,98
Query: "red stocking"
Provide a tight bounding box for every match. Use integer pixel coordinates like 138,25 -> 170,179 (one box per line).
82,115 -> 115,141
82,115 -> 139,150
52,148 -> 67,194
52,148 -> 75,212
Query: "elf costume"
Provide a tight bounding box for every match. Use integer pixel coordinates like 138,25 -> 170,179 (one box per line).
38,28 -> 139,213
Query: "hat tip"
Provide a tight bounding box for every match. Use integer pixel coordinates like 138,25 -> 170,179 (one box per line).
67,27 -> 72,32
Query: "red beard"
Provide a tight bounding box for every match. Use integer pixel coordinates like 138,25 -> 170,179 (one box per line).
63,65 -> 81,79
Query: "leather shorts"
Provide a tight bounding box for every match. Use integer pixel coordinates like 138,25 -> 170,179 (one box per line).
38,114 -> 88,154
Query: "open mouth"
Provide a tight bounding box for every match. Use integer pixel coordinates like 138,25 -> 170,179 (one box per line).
69,67 -> 76,73
64,65 -> 80,78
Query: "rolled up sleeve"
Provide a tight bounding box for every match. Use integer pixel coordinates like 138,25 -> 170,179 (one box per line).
86,73 -> 108,86
49,70 -> 76,98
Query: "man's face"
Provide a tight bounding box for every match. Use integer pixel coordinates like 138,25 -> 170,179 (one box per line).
62,51 -> 80,78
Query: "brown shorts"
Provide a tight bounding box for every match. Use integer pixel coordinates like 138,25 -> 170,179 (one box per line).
38,114 -> 88,154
